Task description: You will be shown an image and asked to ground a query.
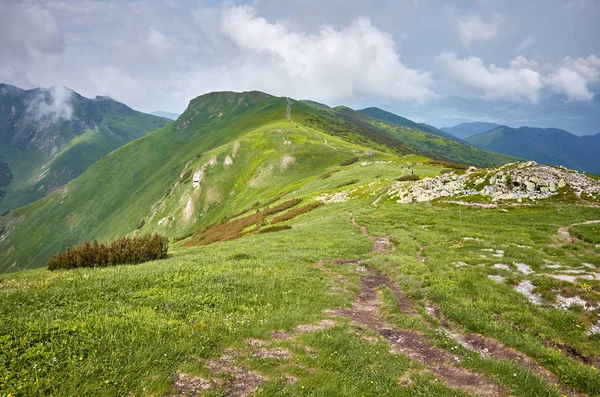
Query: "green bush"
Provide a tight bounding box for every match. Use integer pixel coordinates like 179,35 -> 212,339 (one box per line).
340,156 -> 359,166
396,174 -> 420,181
46,233 -> 169,271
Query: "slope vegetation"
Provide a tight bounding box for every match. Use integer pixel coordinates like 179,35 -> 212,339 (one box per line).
0,84 -> 170,211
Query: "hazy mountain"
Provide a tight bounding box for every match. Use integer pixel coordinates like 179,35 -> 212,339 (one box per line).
151,110 -> 180,120
466,126 -> 600,174
0,83 -> 171,211
442,122 -> 504,139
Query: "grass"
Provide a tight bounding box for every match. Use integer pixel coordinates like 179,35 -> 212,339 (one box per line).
2,198 -> 599,395
570,222 -> 600,244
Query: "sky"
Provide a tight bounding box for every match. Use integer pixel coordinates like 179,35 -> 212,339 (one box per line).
1,0 -> 599,125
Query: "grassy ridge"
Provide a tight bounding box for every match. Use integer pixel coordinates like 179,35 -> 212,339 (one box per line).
1,90 -> 487,273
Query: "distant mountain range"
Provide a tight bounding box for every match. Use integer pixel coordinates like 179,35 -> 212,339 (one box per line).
379,88 -> 600,136
441,122 -> 503,139
151,110 -> 180,120
466,126 -> 600,174
0,83 -> 171,211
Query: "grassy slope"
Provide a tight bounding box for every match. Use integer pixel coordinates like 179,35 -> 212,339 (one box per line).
335,107 -> 520,167
357,106 -> 460,141
1,189 -> 599,396
0,90 -> 171,212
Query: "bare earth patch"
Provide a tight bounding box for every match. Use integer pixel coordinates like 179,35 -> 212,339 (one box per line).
205,354 -> 263,397
173,373 -> 213,396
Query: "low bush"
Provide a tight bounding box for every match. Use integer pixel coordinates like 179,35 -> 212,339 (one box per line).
340,156 -> 359,166
46,233 -> 169,271
258,225 -> 292,234
320,169 -> 341,179
396,174 -> 420,182
335,179 -> 359,188
271,202 -> 324,224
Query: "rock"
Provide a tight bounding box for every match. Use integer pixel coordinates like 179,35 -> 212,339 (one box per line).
558,179 -> 566,188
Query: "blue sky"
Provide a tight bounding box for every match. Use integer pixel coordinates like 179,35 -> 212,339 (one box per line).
1,0 -> 599,124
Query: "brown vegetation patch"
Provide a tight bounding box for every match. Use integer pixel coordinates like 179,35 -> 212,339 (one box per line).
320,169 -> 341,179
270,202 -> 324,224
341,156 -> 359,166
183,199 -> 302,246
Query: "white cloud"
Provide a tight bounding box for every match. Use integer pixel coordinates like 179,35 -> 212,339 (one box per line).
219,5 -> 435,103
436,52 -> 543,102
27,86 -> 74,122
456,13 -> 503,48
437,52 -> 600,103
516,36 -> 536,52
544,55 -> 600,101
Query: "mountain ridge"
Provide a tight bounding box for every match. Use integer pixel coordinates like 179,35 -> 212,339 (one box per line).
0,83 -> 171,211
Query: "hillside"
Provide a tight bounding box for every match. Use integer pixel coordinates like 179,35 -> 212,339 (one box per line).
337,107 -> 518,167
0,84 -> 171,211
442,122 -> 504,139
358,107 -> 460,141
1,90 -> 600,396
466,126 -> 600,174
0,91 -> 519,273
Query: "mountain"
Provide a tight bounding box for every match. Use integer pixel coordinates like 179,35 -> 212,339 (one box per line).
442,122 -> 504,139
0,83 -> 171,211
0,90 -> 516,273
2,91 -> 600,397
357,107 -> 460,141
466,126 -> 600,174
151,110 -> 180,120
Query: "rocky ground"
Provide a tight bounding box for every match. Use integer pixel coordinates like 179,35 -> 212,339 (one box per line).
388,161 -> 600,204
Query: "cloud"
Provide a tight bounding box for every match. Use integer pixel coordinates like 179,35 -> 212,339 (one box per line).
544,55 -> 600,101
456,13 -> 503,48
516,36 -> 536,52
436,52 -> 543,102
26,86 -> 74,122
219,5 -> 435,103
0,3 -> 65,87
437,52 -> 600,103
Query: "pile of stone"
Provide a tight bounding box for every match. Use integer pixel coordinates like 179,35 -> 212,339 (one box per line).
389,161 -> 600,204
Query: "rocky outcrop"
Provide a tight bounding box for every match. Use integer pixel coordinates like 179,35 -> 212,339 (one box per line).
389,161 -> 600,204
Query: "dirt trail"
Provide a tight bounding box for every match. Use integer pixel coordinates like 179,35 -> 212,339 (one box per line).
334,217 -> 586,396
286,98 -> 338,151
332,272 -> 505,396
350,217 -> 393,253
558,219 -> 600,243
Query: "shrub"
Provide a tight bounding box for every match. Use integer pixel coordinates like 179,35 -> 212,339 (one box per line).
335,179 -> 358,188
320,169 -> 341,179
396,174 -> 420,182
271,202 -> 324,224
46,233 -> 169,271
341,156 -> 359,166
258,225 -> 292,233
